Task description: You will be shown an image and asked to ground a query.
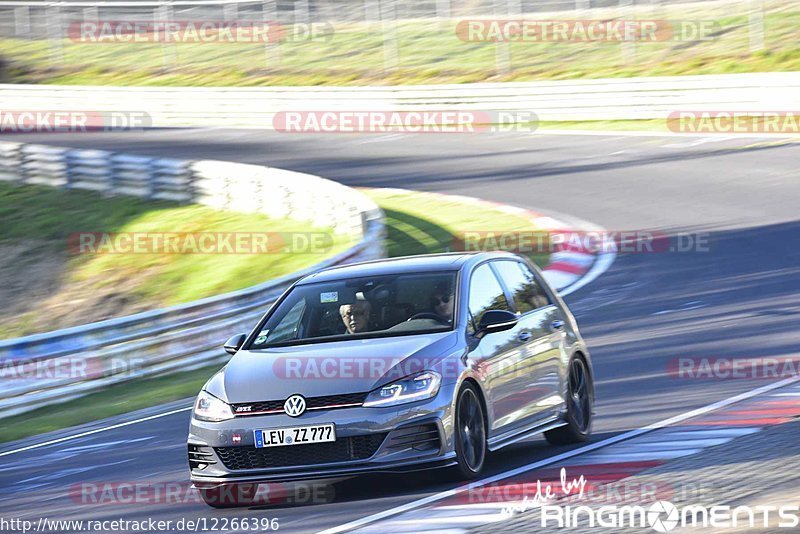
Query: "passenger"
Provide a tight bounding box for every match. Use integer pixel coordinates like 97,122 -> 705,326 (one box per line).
339,301 -> 373,334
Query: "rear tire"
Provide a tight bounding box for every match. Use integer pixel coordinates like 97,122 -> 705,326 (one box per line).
453,383 -> 487,479
198,483 -> 259,508
545,357 -> 593,445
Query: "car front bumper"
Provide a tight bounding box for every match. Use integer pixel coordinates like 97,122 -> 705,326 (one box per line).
188,391 -> 456,485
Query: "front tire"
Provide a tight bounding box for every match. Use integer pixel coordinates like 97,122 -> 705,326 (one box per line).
545,357 -> 593,445
453,383 -> 487,479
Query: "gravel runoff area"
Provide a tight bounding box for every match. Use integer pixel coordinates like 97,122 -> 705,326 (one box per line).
471,419 -> 800,533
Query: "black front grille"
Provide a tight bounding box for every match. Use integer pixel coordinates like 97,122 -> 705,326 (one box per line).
231,392 -> 367,416
215,433 -> 387,470
385,423 -> 441,452
306,393 -> 366,409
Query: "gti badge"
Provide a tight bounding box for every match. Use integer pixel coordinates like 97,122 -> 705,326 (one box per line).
284,394 -> 306,417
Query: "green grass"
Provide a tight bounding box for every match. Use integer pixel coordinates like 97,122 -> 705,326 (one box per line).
0,188 -> 554,443
1,1 -> 797,86
363,188 -> 551,267
0,183 -> 352,338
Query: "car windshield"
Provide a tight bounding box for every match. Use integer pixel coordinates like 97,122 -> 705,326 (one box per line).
249,272 -> 458,347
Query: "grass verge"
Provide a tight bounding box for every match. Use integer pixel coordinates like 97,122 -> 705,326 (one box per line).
0,1 -> 797,86
0,182 -> 352,338
363,188 -> 550,266
0,188 -> 554,444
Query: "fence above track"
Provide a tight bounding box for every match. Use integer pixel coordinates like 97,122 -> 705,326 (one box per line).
1,73 -> 798,126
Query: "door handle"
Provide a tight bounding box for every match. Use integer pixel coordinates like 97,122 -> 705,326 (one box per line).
518,331 -> 532,342
551,320 -> 565,331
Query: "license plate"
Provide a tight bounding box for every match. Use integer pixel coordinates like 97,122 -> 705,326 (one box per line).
254,424 -> 336,448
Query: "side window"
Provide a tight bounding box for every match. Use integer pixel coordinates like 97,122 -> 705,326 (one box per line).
259,299 -> 306,344
468,263 -> 511,329
493,261 -> 550,314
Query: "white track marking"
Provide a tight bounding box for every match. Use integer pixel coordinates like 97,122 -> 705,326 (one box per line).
651,301 -> 707,315
606,439 -> 730,450
574,450 -> 702,462
559,245 -> 616,297
319,375 -> 800,534
532,205 -> 617,298
653,428 -> 759,438
0,406 -> 191,458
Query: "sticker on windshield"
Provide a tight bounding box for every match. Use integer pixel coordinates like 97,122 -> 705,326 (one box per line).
255,331 -> 268,344
320,291 -> 338,303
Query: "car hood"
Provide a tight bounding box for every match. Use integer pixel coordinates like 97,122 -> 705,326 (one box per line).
213,331 -> 460,403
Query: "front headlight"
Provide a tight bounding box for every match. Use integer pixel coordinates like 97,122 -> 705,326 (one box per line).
193,390 -> 234,422
363,371 -> 441,407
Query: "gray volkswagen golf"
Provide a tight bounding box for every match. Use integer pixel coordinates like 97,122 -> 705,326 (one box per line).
188,251 -> 594,507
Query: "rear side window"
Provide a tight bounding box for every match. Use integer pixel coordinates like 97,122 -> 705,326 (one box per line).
493,260 -> 550,314
468,263 -> 511,328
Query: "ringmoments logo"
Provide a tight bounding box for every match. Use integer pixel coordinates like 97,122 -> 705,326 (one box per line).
540,501 -> 800,531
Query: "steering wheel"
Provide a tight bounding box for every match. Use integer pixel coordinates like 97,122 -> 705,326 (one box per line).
407,312 -> 447,323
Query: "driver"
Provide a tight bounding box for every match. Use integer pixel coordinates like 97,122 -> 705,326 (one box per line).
430,282 -> 454,323
339,301 -> 372,334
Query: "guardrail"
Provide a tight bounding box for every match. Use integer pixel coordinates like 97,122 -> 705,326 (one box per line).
0,141 -> 370,233
1,72 -> 798,125
0,141 -> 386,419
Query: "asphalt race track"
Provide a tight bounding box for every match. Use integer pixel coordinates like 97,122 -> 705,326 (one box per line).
2,130 -> 800,532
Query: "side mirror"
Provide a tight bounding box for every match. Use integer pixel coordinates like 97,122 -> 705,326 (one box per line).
223,333 -> 247,355
476,310 -> 518,338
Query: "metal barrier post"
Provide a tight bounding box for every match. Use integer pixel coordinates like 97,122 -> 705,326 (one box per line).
748,0 -> 765,52
493,0 -> 510,76
13,6 -> 31,38
262,0 -> 280,66
381,0 -> 399,72
46,4 -> 64,64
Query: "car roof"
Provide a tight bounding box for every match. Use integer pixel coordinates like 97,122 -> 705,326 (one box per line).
296,251 -> 521,285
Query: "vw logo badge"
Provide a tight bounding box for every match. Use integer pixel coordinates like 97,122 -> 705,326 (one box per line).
284,394 -> 306,417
